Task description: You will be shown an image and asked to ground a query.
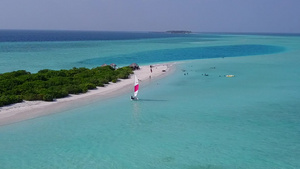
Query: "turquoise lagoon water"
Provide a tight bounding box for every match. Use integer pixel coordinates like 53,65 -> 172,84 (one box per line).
0,33 -> 300,168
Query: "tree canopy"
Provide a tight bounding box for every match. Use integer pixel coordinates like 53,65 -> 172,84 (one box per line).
0,66 -> 133,107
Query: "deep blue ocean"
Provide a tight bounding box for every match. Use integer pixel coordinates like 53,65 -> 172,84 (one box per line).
0,30 -> 194,42
0,30 -> 300,169
0,30 -> 286,73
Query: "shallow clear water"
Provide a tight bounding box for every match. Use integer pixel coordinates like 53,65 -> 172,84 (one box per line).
0,33 -> 300,168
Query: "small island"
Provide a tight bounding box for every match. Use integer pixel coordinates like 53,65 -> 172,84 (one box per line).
0,65 -> 134,107
166,30 -> 192,34
0,63 -> 173,125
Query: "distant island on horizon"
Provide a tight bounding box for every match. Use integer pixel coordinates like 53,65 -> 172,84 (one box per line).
166,30 -> 192,34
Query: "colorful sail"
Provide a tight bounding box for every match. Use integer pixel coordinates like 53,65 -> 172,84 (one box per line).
133,75 -> 139,97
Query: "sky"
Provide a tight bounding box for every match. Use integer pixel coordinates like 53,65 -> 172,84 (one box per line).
0,0 -> 299,33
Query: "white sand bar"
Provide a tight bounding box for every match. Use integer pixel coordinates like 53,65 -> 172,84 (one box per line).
0,63 -> 175,126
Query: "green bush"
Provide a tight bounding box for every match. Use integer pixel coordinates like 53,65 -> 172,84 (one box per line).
84,83 -> 97,90
0,65 -> 135,107
22,93 -> 41,101
0,95 -> 22,106
65,85 -> 83,94
43,94 -> 54,101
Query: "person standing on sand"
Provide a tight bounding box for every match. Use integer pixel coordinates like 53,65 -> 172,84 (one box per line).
149,65 -> 153,79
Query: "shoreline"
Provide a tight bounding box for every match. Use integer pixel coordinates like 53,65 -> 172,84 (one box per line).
0,63 -> 176,126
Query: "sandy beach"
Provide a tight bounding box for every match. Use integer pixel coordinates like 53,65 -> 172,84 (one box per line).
0,63 -> 175,126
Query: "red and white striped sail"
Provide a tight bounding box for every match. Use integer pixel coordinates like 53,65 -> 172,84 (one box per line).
133,75 -> 139,97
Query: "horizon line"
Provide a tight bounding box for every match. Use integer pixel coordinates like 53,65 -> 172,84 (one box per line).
0,29 -> 300,35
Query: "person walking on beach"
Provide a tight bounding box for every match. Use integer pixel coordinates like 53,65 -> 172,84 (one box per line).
150,65 -> 153,73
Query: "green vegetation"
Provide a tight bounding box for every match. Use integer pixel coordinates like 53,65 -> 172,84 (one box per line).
0,66 -> 133,107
